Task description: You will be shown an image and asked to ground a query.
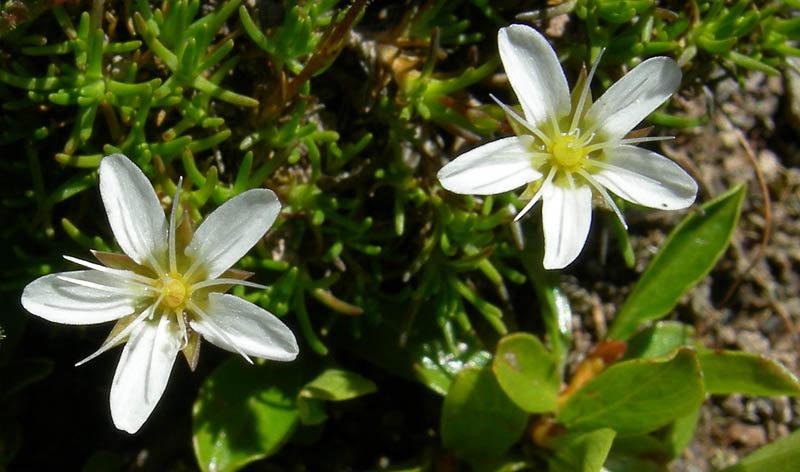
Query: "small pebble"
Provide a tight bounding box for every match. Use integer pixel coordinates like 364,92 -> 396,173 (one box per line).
736,331 -> 771,355
773,396 -> 792,424
728,423 -> 767,448
721,394 -> 744,416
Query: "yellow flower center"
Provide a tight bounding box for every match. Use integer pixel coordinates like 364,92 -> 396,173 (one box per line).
549,133 -> 587,171
160,274 -> 190,310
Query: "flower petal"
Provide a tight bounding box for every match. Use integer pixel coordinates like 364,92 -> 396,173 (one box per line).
437,137 -> 542,195
185,189 -> 280,280
593,145 -> 697,210
21,270 -> 138,325
498,25 -> 570,128
541,182 -> 593,270
190,293 -> 298,361
110,314 -> 181,433
99,154 -> 168,268
584,57 -> 681,141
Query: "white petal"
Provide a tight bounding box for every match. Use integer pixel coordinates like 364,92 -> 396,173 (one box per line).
110,315 -> 181,433
583,57 -> 681,140
498,25 -> 570,128
99,154 -> 168,268
21,270 -> 138,325
541,182 -> 593,270
185,189 -> 280,280
190,293 -> 298,361
437,137 -> 542,195
592,145 -> 697,209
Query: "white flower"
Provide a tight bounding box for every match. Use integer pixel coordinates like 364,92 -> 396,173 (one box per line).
437,24 -> 697,269
21,153 -> 298,433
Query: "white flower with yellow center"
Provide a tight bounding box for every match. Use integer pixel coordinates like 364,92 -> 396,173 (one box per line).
21,153 -> 298,433
437,24 -> 697,269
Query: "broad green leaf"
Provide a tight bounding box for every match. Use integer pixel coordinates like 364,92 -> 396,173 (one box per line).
297,368 -> 377,425
608,185 -> 745,340
193,359 -> 302,472
414,340 -> 492,396
557,349 -> 704,435
664,408 -> 701,459
699,350 -> 800,396
441,366 -> 528,461
604,454 -> 664,472
521,244 -> 572,366
624,322 -> 694,360
492,333 -> 559,413
299,368 -> 377,401
718,428 -> 800,472
470,456 -> 535,472
547,429 -> 616,472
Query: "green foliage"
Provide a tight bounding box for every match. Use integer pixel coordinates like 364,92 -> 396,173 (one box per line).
193,359 -> 303,472
492,333 -> 559,413
2,0 -> 799,470
718,428 -> 800,472
440,366 -> 528,462
557,348 -> 704,435
608,184 -> 746,340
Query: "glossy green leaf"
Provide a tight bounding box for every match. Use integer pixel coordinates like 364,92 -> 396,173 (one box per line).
492,333 -> 559,413
624,321 -> 695,360
441,366 -> 528,461
193,359 -> 302,472
414,340 -> 492,396
664,408 -> 701,459
699,350 -> 800,396
520,244 -> 572,366
719,428 -> 800,472
608,185 -> 746,340
297,368 -> 377,425
299,368 -> 377,401
548,428 -> 616,472
557,349 -> 704,435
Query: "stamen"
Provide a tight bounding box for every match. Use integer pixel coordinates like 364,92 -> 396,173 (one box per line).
191,278 -> 268,291
74,295 -> 163,366
490,95 -> 552,146
577,169 -> 628,228
146,254 -> 167,280
584,135 -> 673,154
168,177 -> 183,274
565,171 -> 576,190
515,166 -> 556,222
187,300 -> 253,364
63,255 -> 155,285
569,48 -> 605,134
56,275 -> 155,295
